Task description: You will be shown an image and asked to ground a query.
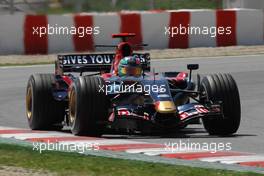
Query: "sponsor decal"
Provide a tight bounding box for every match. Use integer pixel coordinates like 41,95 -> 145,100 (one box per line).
195,105 -> 209,113
117,108 -> 131,116
179,112 -> 189,120
116,108 -> 150,120
60,54 -> 112,65
59,53 -> 150,66
179,105 -> 209,120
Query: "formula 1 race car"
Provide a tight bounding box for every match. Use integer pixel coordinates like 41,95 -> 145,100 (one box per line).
26,33 -> 241,136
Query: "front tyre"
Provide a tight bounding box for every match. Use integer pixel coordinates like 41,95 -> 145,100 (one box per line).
26,74 -> 65,130
69,76 -> 109,136
200,73 -> 241,135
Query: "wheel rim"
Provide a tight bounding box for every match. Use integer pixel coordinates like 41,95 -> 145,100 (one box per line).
69,88 -> 76,124
199,84 -> 209,103
26,86 -> 33,119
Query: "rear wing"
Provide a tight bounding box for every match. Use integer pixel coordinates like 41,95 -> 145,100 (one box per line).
56,53 -> 150,74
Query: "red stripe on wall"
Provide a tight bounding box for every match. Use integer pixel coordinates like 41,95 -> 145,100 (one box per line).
73,15 -> 94,52
168,12 -> 190,49
24,15 -> 48,54
216,10 -> 237,46
120,13 -> 143,50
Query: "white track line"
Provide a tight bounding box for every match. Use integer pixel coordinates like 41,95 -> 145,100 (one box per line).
0,64 -> 52,69
0,132 -> 73,140
143,149 -> 205,156
199,155 -> 264,164
0,126 -> 22,130
59,139 -> 148,146
126,148 -> 167,154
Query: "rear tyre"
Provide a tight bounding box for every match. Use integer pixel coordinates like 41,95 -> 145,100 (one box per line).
200,73 -> 241,135
26,74 -> 65,130
69,76 -> 109,136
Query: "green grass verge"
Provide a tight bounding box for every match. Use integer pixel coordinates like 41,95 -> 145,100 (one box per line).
39,0 -> 220,14
0,143 -> 261,176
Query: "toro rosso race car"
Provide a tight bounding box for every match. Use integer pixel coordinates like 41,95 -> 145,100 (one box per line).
26,33 -> 241,136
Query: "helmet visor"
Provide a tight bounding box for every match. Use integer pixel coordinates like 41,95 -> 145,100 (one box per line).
120,66 -> 142,76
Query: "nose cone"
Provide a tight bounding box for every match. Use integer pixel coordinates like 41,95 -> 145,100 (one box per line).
155,101 -> 177,114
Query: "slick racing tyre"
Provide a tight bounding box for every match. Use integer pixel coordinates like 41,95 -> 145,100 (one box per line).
26,74 -> 65,130
69,76 -> 109,136
200,73 -> 241,135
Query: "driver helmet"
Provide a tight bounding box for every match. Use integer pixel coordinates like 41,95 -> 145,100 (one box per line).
118,56 -> 142,77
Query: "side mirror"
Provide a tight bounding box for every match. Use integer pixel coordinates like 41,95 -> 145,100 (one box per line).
187,64 -> 199,70
187,64 -> 199,83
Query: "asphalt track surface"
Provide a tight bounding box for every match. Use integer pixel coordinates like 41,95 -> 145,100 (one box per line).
0,54 -> 264,154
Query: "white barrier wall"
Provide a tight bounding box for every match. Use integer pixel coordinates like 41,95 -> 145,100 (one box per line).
93,13 -> 120,51
224,0 -> 264,9
0,9 -> 263,55
0,15 -> 24,54
236,9 -> 263,45
141,12 -> 170,49
189,10 -> 216,47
